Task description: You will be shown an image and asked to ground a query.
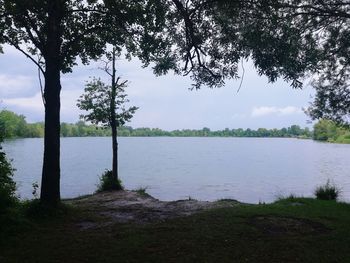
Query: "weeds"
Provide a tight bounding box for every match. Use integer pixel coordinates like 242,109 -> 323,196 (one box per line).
314,180 -> 340,201
134,187 -> 151,197
96,170 -> 123,192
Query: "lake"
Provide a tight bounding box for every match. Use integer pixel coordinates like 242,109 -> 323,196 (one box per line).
3,137 -> 350,204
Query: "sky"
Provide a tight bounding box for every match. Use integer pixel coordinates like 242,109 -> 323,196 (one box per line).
0,45 -> 315,130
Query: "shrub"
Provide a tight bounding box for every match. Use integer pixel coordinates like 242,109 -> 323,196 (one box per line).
96,170 -> 123,192
0,145 -> 17,213
314,180 -> 340,201
134,187 -> 151,197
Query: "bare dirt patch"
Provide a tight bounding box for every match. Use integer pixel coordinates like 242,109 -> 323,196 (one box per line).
249,215 -> 331,237
67,190 -> 240,229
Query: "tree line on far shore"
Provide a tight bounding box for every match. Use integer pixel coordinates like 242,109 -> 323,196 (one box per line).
0,109 -> 313,139
2,109 -> 350,143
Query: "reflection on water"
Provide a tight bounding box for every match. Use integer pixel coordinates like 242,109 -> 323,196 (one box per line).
3,137 -> 350,203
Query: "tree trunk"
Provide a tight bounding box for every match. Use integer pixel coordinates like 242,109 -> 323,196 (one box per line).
40,61 -> 61,205
110,48 -> 119,185
111,118 -> 118,183
40,0 -> 63,205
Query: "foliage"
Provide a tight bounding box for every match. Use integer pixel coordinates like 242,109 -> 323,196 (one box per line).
96,170 -> 123,192
0,124 -> 17,213
1,110 -> 313,139
192,1 -> 349,124
0,110 -> 28,138
134,187 -> 150,198
314,180 -> 340,201
272,1 -> 350,125
77,78 -> 138,128
313,119 -> 350,143
275,193 -> 299,202
307,79 -> 350,126
0,0 -> 169,204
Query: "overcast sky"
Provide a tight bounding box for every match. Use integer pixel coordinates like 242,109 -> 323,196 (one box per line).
0,45 -> 314,130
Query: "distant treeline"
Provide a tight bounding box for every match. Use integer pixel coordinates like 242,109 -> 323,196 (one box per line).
0,110 -> 313,139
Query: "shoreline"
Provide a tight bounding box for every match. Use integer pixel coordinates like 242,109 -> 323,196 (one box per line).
66,190 -> 242,227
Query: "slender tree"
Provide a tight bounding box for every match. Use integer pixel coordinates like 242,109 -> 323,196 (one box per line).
77,48 -> 137,187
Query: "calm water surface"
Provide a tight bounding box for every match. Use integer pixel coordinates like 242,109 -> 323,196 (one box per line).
3,137 -> 350,203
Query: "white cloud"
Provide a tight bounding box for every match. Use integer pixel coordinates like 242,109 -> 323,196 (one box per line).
0,74 -> 37,98
3,92 -> 44,112
251,106 -> 302,117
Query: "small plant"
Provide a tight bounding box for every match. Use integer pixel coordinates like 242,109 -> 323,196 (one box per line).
258,199 -> 266,205
134,187 -> 150,197
96,170 -> 123,192
188,196 -> 197,201
32,182 -> 39,199
314,180 -> 340,201
275,193 -> 300,202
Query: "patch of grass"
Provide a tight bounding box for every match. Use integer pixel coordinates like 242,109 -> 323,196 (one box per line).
275,193 -> 301,202
134,187 -> 151,197
96,170 -> 123,192
2,197 -> 350,262
217,198 -> 240,204
22,199 -> 71,219
314,180 -> 340,201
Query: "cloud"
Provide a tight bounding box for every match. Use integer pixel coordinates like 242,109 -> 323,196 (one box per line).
3,92 -> 44,112
251,106 -> 302,117
0,74 -> 37,99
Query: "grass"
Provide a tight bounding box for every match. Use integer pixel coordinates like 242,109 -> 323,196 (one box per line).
96,170 -> 123,192
314,180 -> 340,201
133,187 -> 151,197
1,197 -> 350,262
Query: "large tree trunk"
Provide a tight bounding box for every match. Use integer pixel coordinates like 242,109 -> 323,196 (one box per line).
40,0 -> 63,205
40,61 -> 61,205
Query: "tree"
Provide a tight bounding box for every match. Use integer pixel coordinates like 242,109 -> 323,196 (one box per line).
77,48 -> 137,189
0,0 -> 169,205
189,1 -> 349,123
0,110 -> 27,138
313,120 -> 335,141
240,1 -> 350,125
278,1 -> 350,125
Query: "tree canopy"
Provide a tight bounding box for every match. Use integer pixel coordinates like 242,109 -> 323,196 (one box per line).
77,78 -> 137,128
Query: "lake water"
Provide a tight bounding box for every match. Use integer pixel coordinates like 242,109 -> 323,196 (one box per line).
2,137 -> 350,204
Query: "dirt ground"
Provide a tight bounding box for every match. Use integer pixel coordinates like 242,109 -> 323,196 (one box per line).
68,190 -> 241,229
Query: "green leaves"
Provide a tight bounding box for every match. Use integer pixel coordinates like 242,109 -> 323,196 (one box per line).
1,0 -> 349,124
0,117 -> 17,212
77,77 -> 138,128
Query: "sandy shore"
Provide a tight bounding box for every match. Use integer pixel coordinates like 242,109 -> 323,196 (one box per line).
67,190 -> 241,229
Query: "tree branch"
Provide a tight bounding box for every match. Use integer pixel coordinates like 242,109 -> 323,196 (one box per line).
3,35 -> 45,75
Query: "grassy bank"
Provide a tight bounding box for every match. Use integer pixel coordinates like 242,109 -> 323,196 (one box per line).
1,196 -> 350,262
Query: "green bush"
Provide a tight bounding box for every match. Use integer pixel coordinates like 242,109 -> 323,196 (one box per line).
0,144 -> 17,213
96,170 -> 123,192
314,180 -> 340,201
